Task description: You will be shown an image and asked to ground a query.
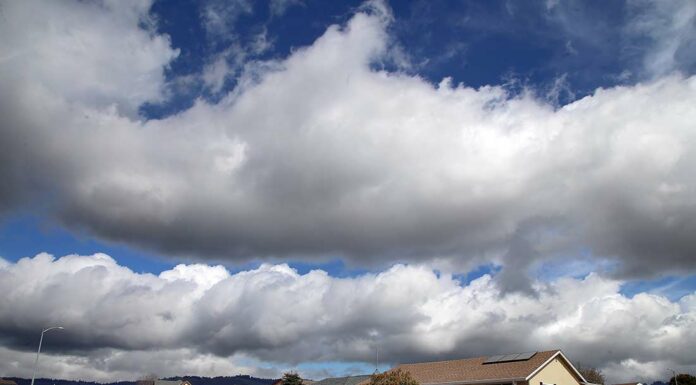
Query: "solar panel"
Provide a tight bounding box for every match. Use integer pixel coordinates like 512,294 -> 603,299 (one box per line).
516,352 -> 536,360
483,352 -> 537,364
499,354 -> 522,362
483,355 -> 506,364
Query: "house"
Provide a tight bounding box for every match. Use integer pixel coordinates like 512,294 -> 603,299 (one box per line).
311,376 -> 372,385
396,350 -> 594,385
137,380 -> 192,385
156,381 -> 192,385
0,380 -> 18,385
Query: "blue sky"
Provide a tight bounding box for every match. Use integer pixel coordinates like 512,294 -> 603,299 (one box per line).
1,0 -> 696,382
141,0 -> 640,117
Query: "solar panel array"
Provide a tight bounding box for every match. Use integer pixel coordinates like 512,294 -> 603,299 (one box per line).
483,352 -> 536,364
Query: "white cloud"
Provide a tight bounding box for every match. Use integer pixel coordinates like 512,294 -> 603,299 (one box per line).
0,254 -> 694,382
269,0 -> 303,19
195,1 -> 275,95
201,0 -> 253,42
0,0 -> 178,117
603,359 -> 675,384
0,2 -> 696,290
626,0 -> 696,78
160,263 -> 231,296
1,0 -> 696,288
202,55 -> 234,94
2,1 -> 695,381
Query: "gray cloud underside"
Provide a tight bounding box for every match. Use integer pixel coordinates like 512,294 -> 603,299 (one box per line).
0,254 -> 694,382
1,0 -> 696,282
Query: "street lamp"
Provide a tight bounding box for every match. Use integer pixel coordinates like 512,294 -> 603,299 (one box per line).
30,326 -> 64,385
668,368 -> 679,385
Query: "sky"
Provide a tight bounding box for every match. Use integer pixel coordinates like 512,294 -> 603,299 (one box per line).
0,0 -> 695,383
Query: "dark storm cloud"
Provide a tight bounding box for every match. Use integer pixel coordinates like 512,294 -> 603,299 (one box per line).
1,0 -> 696,288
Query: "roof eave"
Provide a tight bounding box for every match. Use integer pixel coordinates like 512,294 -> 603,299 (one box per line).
421,377 -> 527,385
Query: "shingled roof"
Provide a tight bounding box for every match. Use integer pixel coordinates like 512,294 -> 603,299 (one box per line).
312,376 -> 372,385
396,350 -> 584,385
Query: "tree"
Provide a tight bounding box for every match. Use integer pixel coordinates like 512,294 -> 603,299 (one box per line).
670,374 -> 696,385
368,369 -> 419,385
577,365 -> 605,385
281,372 -> 303,385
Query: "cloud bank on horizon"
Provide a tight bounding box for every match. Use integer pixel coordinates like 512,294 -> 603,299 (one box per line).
0,0 -> 696,382
0,253 -> 694,382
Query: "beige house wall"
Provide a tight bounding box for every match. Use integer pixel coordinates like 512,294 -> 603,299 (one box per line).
527,356 -> 582,385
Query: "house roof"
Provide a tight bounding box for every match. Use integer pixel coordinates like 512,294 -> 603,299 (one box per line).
271,378 -> 316,385
312,375 -> 372,385
153,380 -> 191,385
396,350 -> 583,385
0,380 -> 18,385
155,381 -> 182,385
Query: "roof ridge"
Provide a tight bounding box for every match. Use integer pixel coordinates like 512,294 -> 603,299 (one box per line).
398,349 -> 560,367
398,355 -> 487,366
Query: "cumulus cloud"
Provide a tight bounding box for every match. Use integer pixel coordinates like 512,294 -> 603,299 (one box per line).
0,254 -> 694,382
0,0 -> 177,116
1,0 -> 696,287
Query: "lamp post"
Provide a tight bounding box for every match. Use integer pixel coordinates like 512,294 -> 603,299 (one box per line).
668,368 -> 678,385
30,326 -> 64,385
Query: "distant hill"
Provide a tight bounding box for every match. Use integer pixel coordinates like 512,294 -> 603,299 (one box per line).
5,378 -> 135,385
5,375 -> 277,385
166,375 -> 276,385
